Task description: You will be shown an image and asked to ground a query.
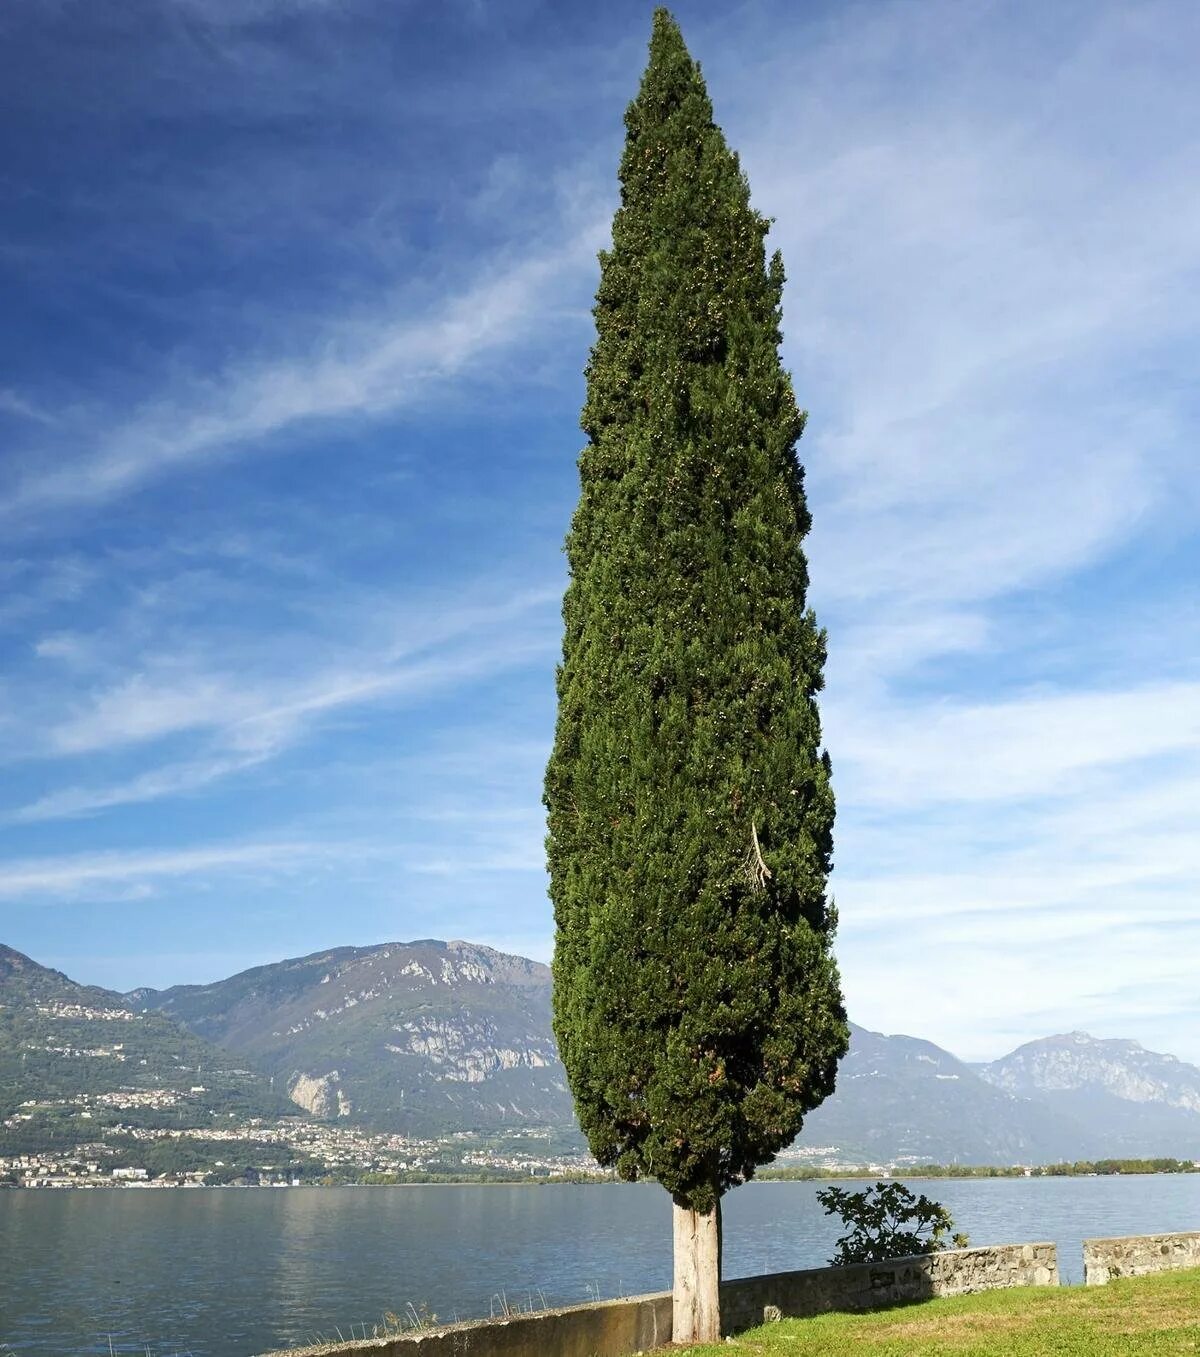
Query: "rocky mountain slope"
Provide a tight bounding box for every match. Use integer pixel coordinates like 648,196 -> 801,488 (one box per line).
0,944 -> 291,1123
9,936 -> 1199,1164
136,938 -> 1200,1162
135,939 -> 573,1136
977,1031 -> 1200,1157
789,1023 -> 1083,1165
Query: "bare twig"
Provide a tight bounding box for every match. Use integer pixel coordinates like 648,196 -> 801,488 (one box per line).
746,821 -> 772,892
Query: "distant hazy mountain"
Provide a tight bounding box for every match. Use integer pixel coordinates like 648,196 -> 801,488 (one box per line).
977,1031 -> 1200,1158
135,939 -> 575,1136
0,944 -> 289,1122
789,1023 -> 1082,1165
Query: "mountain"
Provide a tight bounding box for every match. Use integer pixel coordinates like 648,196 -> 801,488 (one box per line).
788,1023 -> 1081,1165
11,937 -> 1199,1165
977,1031 -> 1200,1158
129,945 -> 1200,1161
136,939 -> 575,1136
0,944 -> 291,1124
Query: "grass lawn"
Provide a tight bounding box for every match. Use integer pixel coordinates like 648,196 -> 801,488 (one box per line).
677,1268 -> 1200,1355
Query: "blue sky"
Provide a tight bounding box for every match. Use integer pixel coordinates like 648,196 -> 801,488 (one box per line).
2,0 -> 1198,1064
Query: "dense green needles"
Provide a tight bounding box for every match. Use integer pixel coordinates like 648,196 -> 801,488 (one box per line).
545,8 -> 847,1222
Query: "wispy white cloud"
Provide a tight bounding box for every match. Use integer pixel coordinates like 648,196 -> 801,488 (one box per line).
376,732 -> 551,879
2,749 -> 274,825
841,916 -> 1198,1063
42,584 -> 558,759
827,608 -> 992,694
831,680 -> 1200,809
0,388 -> 58,425
832,715 -> 1200,1060
0,558 -> 95,631
1,227 -> 601,525
685,0 -> 1200,1062
0,582 -> 560,826
725,0 -> 1200,624
0,839 -> 341,902
408,811 -> 546,878
822,747 -> 1200,1060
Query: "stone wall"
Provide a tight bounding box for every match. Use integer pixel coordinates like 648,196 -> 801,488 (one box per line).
258,1243 -> 1058,1357
720,1242 -> 1059,1331
1083,1231 -> 1200,1286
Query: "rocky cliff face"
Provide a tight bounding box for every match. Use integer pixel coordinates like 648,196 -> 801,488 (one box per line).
288,1070 -> 351,1119
977,1032 -> 1200,1156
980,1032 -> 1200,1112
388,1013 -> 553,1083
137,939 -> 572,1135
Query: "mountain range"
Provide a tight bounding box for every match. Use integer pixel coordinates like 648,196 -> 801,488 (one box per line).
4,938 -> 1199,1165
0,943 -> 292,1127
975,1031 -> 1200,1158
134,939 -> 571,1135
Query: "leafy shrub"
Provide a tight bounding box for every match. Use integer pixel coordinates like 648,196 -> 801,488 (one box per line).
817,1180 -> 969,1265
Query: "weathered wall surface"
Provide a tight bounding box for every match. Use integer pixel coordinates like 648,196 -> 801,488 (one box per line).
721,1242 -> 1059,1331
256,1292 -> 673,1357
259,1243 -> 1058,1357
1083,1231 -> 1200,1285
253,1297 -> 676,1357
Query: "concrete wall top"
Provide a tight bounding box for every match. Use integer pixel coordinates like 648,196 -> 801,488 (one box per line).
258,1291 -> 673,1357
258,1242 -> 1059,1357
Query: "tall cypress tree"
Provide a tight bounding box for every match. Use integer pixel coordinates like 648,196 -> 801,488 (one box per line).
545,10 -> 848,1342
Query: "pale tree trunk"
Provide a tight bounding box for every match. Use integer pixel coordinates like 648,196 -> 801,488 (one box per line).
672,1195 -> 722,1345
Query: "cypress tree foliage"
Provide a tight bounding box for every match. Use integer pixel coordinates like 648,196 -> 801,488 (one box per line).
545,8 -> 848,1338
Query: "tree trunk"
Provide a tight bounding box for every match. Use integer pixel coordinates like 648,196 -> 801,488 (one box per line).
672,1195 -> 722,1345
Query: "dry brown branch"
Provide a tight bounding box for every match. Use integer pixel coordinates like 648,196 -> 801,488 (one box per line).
745,821 -> 772,892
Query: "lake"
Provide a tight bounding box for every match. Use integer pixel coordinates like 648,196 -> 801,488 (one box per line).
2,1176 -> 1198,1355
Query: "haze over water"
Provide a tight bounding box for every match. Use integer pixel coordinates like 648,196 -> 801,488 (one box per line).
4,1176 -> 1199,1356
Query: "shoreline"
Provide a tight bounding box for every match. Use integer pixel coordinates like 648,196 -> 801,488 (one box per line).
4,1165 -> 1198,1192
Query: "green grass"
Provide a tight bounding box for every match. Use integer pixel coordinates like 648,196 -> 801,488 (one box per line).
679,1269 -> 1200,1355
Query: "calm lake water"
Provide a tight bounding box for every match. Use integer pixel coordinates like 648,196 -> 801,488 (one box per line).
2,1176 -> 1199,1355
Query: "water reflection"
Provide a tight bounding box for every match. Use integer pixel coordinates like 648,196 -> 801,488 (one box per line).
2,1175 -> 1197,1355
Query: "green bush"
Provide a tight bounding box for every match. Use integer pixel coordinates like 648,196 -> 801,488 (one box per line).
817,1180 -> 968,1265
